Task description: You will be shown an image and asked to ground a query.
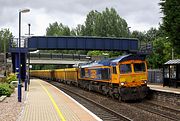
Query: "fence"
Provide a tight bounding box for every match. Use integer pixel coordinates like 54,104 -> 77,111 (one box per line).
29,53 -> 104,61
148,69 -> 163,83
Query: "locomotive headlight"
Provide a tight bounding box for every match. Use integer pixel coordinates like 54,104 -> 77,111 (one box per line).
120,82 -> 125,86
142,80 -> 147,84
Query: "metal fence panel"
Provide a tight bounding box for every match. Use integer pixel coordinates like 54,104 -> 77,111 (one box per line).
148,69 -> 163,83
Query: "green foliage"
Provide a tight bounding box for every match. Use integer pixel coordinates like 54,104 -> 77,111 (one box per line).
0,83 -> 14,97
78,8 -> 129,37
131,27 -> 180,69
131,27 -> 179,68
72,24 -> 86,36
44,7 -> 129,57
87,51 -> 103,56
159,0 -> 180,53
79,8 -> 129,57
108,51 -> 122,58
46,22 -> 71,36
46,22 -> 78,54
145,28 -> 162,41
131,28 -> 160,45
87,51 -> 122,58
0,29 -> 13,53
5,73 -> 17,84
44,7 -> 180,69
147,37 -> 171,68
131,30 -> 146,45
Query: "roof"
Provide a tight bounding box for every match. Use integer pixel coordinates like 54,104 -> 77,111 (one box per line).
110,54 -> 130,65
80,54 -> 146,68
164,59 -> 180,65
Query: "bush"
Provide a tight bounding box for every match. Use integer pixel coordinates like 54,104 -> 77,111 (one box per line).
0,83 -> 14,97
5,73 -> 17,84
0,77 -> 6,83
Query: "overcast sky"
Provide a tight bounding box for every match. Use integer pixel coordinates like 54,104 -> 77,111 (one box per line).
0,0 -> 162,37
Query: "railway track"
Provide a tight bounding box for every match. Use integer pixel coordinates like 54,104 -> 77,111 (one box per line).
146,100 -> 180,113
130,101 -> 180,121
48,80 -> 180,121
50,81 -> 132,121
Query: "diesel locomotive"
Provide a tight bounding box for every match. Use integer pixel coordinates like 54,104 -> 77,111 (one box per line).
30,54 -> 149,101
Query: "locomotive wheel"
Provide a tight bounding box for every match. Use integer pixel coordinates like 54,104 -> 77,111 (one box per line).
76,83 -> 79,87
102,90 -> 108,96
88,84 -> 91,91
118,95 -> 122,102
101,85 -> 107,94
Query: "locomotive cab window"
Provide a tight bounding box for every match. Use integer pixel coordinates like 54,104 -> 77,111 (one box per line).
80,68 -> 85,78
120,64 -> 131,74
101,68 -> 110,80
134,63 -> 146,72
113,66 -> 117,74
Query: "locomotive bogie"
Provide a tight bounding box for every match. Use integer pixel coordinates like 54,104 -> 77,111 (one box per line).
119,86 -> 149,100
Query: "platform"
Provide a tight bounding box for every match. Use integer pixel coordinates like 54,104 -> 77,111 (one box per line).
148,83 -> 180,94
18,79 -> 102,121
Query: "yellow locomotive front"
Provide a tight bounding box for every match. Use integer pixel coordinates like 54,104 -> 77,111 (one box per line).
111,55 -> 149,100
119,60 -> 147,87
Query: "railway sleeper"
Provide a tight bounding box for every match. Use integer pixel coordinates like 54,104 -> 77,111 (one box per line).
57,79 -> 149,101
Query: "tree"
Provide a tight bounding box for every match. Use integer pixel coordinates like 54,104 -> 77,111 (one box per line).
46,22 -> 71,36
145,28 -> 161,42
0,29 -> 13,53
159,0 -> 180,53
147,37 -> 172,68
130,27 -> 177,68
71,24 -> 86,36
45,8 -> 131,57
82,8 -> 129,37
80,8 -> 129,57
131,30 -> 146,45
131,28 -> 160,44
46,22 -> 74,54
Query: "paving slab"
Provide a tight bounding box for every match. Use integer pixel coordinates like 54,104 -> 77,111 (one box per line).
18,79 -> 102,121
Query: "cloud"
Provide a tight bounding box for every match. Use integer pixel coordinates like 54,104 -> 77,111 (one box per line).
0,0 -> 162,37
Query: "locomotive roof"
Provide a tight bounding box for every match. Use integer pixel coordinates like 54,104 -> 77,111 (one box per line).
80,54 -> 145,68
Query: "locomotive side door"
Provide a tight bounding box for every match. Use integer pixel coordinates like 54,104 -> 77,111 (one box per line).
111,66 -> 119,84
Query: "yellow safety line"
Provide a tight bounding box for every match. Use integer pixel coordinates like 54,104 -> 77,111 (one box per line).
39,81 -> 66,121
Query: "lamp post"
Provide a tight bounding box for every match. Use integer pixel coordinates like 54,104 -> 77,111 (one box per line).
26,23 -> 32,90
28,24 -> 31,88
166,37 -> 174,60
127,27 -> 131,38
18,8 -> 30,102
3,36 -> 6,77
